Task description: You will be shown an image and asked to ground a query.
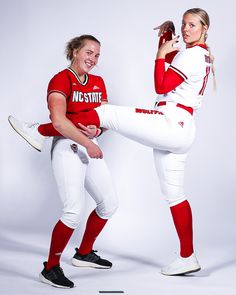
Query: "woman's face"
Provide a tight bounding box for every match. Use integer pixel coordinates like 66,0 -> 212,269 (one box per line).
72,40 -> 100,75
181,13 -> 207,47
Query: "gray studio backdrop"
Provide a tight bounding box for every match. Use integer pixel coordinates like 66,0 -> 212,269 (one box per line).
1,0 -> 236,263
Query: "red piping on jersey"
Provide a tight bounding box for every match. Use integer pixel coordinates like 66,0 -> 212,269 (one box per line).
199,65 -> 210,95
169,65 -> 188,80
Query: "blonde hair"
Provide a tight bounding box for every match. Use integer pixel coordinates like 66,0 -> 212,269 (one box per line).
184,8 -> 216,90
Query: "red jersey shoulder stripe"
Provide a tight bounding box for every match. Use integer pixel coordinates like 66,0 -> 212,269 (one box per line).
169,65 -> 188,80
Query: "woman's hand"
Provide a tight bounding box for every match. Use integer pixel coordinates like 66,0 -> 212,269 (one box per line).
78,123 -> 101,139
86,141 -> 103,159
78,123 -> 103,158
156,36 -> 180,59
154,21 -> 175,37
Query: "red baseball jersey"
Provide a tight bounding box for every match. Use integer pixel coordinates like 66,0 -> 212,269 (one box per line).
47,67 -> 107,127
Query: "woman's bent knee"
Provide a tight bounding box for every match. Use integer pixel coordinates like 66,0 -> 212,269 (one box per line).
60,211 -> 82,229
96,202 -> 118,219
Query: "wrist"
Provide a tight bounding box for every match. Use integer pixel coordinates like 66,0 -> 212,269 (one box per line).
156,51 -> 166,59
84,139 -> 93,149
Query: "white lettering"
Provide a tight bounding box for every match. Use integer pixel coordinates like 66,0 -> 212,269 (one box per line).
72,91 -> 102,103
72,92 -> 78,102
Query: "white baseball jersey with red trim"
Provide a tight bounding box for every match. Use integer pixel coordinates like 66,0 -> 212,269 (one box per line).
158,45 -> 211,109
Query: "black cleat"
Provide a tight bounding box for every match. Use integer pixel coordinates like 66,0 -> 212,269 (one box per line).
71,248 -> 112,269
39,262 -> 74,288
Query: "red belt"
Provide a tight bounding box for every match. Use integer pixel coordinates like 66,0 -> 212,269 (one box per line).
156,101 -> 193,115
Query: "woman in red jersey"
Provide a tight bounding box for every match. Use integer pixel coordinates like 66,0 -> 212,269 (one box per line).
9,35 -> 118,288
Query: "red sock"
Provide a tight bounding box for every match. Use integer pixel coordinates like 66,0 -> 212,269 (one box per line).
170,200 -> 194,258
78,210 -> 108,255
46,220 -> 74,270
38,123 -> 61,136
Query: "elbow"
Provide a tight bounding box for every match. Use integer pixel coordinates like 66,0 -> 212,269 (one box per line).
155,86 -> 166,95
157,91 -> 166,95
156,90 -> 165,95
51,118 -> 65,132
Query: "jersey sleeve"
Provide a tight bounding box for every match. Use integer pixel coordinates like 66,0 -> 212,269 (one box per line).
47,71 -> 71,99
169,49 -> 199,80
154,59 -> 184,94
98,77 -> 108,103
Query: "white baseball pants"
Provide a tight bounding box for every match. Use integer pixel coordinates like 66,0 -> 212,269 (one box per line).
51,138 -> 118,229
96,102 -> 196,206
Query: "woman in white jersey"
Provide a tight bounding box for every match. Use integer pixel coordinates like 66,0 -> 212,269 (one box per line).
81,8 -> 212,276
94,8 -> 213,276
8,8 -> 213,276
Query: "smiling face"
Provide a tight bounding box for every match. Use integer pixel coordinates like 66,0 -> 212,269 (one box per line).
71,40 -> 100,79
181,13 -> 208,47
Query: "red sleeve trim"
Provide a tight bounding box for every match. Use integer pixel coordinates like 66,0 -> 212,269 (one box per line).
47,90 -> 67,101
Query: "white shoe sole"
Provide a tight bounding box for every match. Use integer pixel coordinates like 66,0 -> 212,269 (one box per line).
8,116 -> 42,152
161,266 -> 201,276
39,273 -> 73,289
71,258 -> 111,269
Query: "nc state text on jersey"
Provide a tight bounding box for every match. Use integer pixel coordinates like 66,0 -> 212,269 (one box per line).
72,91 -> 102,103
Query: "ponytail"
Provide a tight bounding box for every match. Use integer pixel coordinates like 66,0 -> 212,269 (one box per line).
185,8 -> 215,91
206,44 -> 216,91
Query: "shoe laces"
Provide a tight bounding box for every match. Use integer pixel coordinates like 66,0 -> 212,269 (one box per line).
75,248 -> 100,259
89,250 -> 100,259
50,265 -> 65,279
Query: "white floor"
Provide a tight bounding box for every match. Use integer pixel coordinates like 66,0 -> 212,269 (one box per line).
0,232 -> 236,295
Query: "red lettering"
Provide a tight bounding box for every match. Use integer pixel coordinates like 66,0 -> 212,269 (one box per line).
135,108 -> 163,115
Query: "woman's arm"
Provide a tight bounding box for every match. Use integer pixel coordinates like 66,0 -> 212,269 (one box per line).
154,59 -> 184,94
154,37 -> 184,94
154,21 -> 178,64
48,92 -> 103,159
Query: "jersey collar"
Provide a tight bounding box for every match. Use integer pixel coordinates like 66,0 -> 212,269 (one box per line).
67,67 -> 88,85
188,43 -> 208,50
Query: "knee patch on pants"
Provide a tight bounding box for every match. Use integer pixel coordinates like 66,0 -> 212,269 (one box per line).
159,169 -> 187,207
95,199 -> 118,219
61,210 -> 83,229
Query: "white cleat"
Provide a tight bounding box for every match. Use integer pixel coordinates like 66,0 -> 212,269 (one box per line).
8,115 -> 46,152
161,253 -> 201,276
